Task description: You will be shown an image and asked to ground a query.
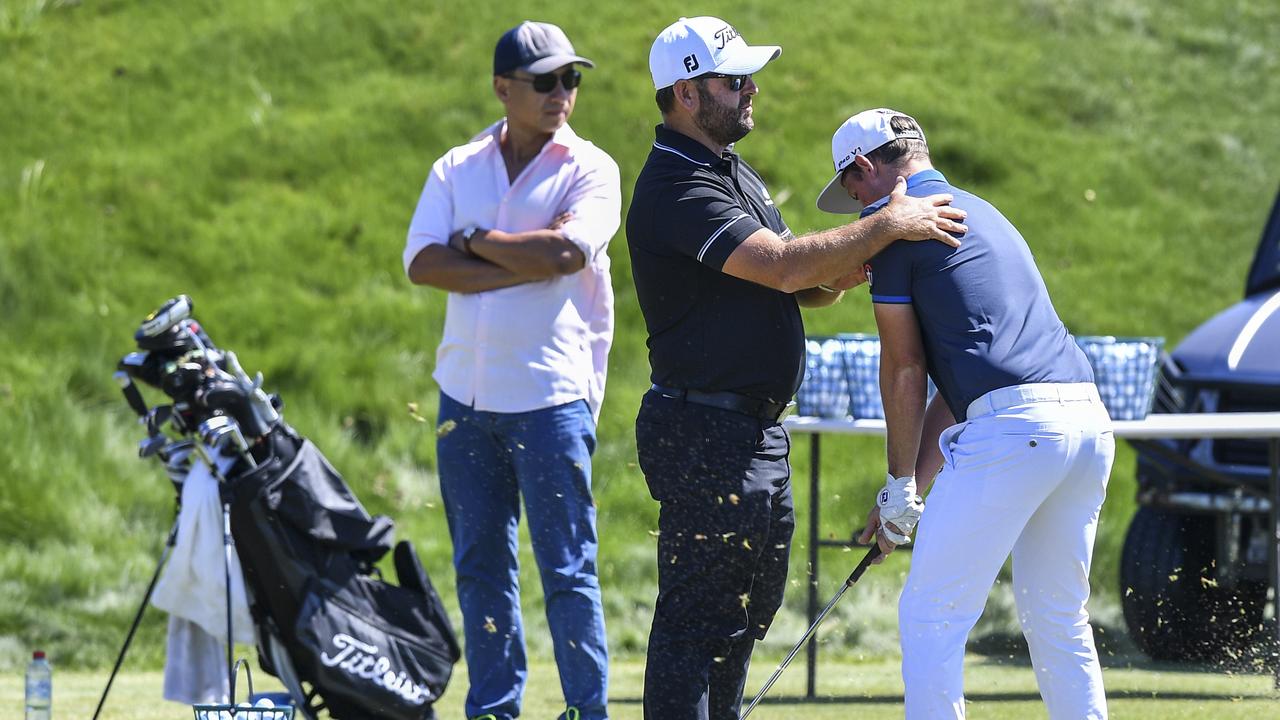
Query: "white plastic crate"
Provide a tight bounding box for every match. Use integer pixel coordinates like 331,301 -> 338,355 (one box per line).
1075,335 -> 1164,420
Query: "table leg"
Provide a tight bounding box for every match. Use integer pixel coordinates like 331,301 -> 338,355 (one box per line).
806,434 -> 821,700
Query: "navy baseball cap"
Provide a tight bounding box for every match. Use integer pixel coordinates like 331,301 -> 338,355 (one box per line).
494,21 -> 595,76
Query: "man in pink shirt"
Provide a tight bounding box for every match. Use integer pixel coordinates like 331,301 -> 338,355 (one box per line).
404,21 -> 618,720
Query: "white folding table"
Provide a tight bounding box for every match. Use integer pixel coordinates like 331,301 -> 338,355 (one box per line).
783,411 -> 1280,693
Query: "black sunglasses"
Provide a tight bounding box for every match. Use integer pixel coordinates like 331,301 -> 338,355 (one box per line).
694,72 -> 750,91
505,68 -> 582,93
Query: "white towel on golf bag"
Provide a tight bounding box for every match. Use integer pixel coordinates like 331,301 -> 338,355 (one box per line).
152,449 -> 254,701
163,616 -> 229,705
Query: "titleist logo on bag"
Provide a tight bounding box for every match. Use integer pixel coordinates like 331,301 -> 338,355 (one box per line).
320,632 -> 433,705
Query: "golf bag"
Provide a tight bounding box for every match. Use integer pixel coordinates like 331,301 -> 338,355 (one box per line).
106,295 -> 460,719
227,425 -> 460,719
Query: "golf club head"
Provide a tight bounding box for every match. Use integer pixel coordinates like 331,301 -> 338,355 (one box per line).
224,350 -> 251,385
170,402 -> 197,434
159,438 -> 196,465
118,351 -> 150,374
196,379 -> 249,411
198,416 -> 233,447
161,362 -> 207,405
197,379 -> 273,438
205,430 -> 237,465
136,316 -> 218,358
137,295 -> 192,339
200,415 -> 259,471
145,405 -> 175,437
138,433 -> 168,459
161,439 -> 197,486
224,422 -> 255,468
118,351 -> 169,389
113,370 -> 149,417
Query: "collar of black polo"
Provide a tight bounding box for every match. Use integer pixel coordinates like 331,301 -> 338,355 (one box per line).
652,124 -> 728,168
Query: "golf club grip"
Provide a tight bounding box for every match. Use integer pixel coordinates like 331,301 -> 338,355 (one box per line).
843,544 -> 882,587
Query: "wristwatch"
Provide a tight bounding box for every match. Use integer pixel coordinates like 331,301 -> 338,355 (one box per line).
461,226 -> 479,255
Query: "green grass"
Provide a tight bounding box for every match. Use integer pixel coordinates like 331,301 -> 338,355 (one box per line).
15,656 -> 1279,719
1,0 -> 1279,675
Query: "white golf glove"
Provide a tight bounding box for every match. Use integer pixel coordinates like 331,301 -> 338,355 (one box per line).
876,473 -> 925,545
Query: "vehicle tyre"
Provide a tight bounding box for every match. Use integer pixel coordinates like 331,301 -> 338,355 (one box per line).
1120,506 -> 1266,662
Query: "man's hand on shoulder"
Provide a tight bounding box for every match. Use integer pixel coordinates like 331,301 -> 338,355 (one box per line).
880,176 -> 967,247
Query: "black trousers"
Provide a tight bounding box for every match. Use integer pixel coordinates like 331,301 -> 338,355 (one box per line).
636,391 -> 795,720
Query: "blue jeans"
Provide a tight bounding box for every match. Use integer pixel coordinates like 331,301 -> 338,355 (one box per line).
437,393 -> 609,720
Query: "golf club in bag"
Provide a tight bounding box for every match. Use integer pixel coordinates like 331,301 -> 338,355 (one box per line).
96,296 -> 460,720
740,544 -> 883,719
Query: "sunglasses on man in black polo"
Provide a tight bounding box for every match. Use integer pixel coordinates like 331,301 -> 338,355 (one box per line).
504,68 -> 583,93
694,72 -> 750,92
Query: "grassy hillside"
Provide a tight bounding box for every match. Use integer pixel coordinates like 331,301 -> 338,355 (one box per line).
1,0 -> 1278,670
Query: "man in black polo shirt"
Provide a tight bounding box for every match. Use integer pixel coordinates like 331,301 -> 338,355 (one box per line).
627,16 -> 969,720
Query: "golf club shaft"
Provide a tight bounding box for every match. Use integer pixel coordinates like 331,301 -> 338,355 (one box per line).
742,583 -> 849,717
224,502 -> 234,689
741,544 -> 882,718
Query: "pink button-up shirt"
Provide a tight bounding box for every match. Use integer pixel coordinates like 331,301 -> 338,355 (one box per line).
404,120 -> 620,420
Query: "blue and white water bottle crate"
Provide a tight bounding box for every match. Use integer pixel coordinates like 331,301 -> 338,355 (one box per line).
797,334 -> 888,420
797,333 -> 1164,421
1073,336 -> 1164,420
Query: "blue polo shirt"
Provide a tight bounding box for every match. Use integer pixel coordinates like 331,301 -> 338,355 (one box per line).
863,169 -> 1093,421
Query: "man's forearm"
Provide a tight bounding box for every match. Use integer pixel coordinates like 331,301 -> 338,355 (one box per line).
915,394 -> 955,493
471,229 -> 586,277
779,212 -> 897,291
881,358 -> 928,478
408,245 -> 545,293
719,185 -> 962,295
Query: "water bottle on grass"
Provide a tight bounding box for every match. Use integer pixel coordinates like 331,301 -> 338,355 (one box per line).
25,650 -> 51,720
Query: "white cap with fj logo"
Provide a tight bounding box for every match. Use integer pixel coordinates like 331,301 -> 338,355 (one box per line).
816,108 -> 926,214
649,16 -> 781,89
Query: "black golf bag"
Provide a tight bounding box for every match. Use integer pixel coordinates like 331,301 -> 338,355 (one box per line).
104,295 -> 460,719
227,425 -> 460,719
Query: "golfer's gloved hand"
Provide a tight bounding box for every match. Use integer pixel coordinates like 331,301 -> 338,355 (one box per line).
876,473 -> 925,546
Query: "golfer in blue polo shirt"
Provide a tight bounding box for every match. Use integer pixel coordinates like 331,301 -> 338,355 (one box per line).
818,108 -> 1113,719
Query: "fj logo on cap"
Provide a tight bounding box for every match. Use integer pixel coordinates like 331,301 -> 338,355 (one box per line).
683,54 -> 700,72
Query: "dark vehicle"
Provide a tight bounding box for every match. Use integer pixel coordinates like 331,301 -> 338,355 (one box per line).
1120,188 -> 1280,661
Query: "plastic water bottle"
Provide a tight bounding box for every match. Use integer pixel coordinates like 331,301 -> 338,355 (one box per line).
25,650 -> 51,720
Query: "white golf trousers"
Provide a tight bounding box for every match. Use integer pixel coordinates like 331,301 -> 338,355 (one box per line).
899,383 -> 1114,720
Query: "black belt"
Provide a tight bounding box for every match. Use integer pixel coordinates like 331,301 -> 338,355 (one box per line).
650,384 -> 794,422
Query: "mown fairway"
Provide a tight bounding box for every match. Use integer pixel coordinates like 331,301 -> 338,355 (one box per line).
16,657 -> 1278,719
2,0 -> 1279,682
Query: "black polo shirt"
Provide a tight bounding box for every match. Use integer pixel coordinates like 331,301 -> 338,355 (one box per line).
626,124 -> 804,403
